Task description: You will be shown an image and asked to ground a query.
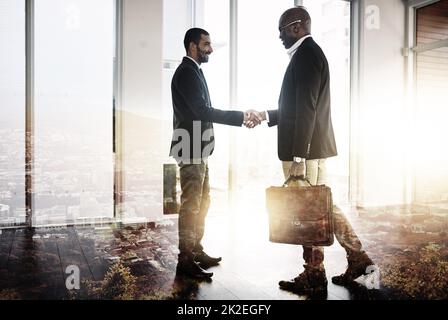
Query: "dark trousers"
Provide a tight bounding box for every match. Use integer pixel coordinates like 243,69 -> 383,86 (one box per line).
178,163 -> 210,259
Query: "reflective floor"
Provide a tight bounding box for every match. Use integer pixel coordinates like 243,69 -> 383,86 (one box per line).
0,217 -> 361,300
0,201 -> 447,300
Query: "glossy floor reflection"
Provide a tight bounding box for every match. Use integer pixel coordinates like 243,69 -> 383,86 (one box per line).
1,200 -> 446,300
0,213 -> 376,300
193,212 -> 358,300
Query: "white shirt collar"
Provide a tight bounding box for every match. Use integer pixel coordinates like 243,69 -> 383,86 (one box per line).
286,34 -> 312,59
185,55 -> 201,69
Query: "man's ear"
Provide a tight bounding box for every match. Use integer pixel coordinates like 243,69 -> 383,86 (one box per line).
188,42 -> 196,54
292,24 -> 300,35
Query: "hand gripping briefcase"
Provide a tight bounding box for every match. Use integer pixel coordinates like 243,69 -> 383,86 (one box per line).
266,177 -> 334,246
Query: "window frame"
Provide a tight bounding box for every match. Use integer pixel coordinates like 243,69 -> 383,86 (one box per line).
4,0 -> 123,229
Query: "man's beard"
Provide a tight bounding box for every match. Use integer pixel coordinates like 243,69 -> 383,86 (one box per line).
198,49 -> 209,63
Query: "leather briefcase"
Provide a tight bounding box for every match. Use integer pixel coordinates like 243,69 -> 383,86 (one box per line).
266,178 -> 334,246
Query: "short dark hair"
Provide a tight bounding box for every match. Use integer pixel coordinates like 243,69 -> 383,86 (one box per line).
183,28 -> 209,52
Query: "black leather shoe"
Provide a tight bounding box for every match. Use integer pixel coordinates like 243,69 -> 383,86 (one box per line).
194,251 -> 222,269
176,258 -> 213,279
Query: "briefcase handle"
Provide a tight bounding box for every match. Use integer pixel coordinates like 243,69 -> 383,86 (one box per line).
283,176 -> 312,187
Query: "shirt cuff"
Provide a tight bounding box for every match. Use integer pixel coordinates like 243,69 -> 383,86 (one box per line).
264,110 -> 270,123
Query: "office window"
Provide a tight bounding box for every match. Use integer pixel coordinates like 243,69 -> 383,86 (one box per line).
414,1 -> 448,203
0,0 -> 26,226
236,0 -> 292,179
231,0 -> 351,207
161,0 -> 231,217
302,0 -> 351,205
201,0 -> 231,215
34,0 -> 115,226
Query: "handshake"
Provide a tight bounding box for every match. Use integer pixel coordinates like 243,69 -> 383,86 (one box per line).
243,110 -> 266,129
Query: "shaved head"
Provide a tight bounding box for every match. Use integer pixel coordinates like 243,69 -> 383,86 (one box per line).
279,6 -> 311,34
278,6 -> 311,49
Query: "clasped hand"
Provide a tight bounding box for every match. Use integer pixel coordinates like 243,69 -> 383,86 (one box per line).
243,110 -> 264,128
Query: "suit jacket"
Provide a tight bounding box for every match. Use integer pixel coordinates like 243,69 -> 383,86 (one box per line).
267,37 -> 337,161
170,57 -> 244,161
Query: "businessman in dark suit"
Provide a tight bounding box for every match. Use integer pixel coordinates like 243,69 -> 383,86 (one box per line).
170,28 -> 259,279
256,7 -> 376,295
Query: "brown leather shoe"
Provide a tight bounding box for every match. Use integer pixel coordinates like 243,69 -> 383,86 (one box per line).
194,251 -> 222,269
176,256 -> 213,279
279,265 -> 328,296
332,251 -> 374,286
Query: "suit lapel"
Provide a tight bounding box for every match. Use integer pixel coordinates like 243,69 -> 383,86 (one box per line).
181,57 -> 211,107
198,69 -> 211,107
